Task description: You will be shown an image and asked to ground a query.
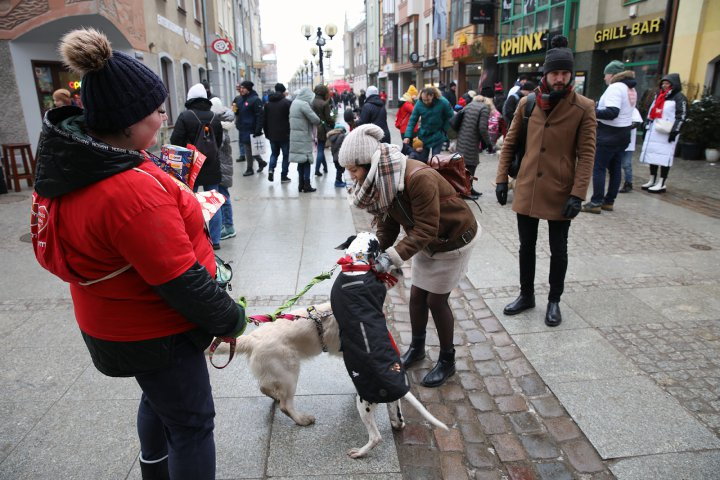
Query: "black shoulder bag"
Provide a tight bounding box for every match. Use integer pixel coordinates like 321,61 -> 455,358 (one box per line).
508,93 -> 536,178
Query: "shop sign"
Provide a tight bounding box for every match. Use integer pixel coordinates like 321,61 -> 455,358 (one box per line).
500,31 -> 546,58
211,38 -> 232,54
470,2 -> 494,25
67,80 -> 81,90
594,17 -> 663,44
452,44 -> 471,59
422,58 -> 437,68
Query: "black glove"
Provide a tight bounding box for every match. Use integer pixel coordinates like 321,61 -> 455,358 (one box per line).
668,131 -> 678,143
495,183 -> 508,206
561,196 -> 582,219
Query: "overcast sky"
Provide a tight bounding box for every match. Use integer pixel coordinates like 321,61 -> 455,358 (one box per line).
259,0 -> 366,85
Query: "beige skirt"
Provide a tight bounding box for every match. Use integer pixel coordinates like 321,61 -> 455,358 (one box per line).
411,223 -> 480,294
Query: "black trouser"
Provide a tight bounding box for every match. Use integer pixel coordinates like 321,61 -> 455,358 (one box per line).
516,213 -> 571,302
649,164 -> 670,179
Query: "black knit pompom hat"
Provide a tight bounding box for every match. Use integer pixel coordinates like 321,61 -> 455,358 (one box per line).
542,35 -> 574,74
59,28 -> 168,132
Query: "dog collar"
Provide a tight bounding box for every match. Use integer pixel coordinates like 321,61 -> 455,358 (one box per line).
337,255 -> 372,272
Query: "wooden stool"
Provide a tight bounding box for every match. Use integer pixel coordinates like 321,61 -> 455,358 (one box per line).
1,143 -> 35,192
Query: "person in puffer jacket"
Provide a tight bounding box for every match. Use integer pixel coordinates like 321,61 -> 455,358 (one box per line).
637,73 -> 688,193
211,96 -> 238,240
31,28 -> 245,480
326,123 -> 348,188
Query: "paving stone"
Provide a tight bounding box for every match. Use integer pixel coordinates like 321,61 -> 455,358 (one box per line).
435,428 -> 464,452
519,434 -> 560,459
417,386 -> 441,404
454,404 -> 477,422
516,375 -> 548,396
495,345 -> 522,361
496,395 -> 528,413
427,404 -> 454,425
480,317 -> 503,333
544,417 -> 581,442
400,424 -> 431,446
465,444 -> 497,468
535,461 -> 573,480
470,344 -> 496,361
475,360 -> 504,376
459,372 -> 486,391
508,412 -> 543,434
477,412 -> 508,434
490,434 -> 527,462
506,463 -> 538,480
441,384 -> 467,402
562,439 -> 606,473
474,469 -> 502,480
484,376 -> 513,396
395,444 -> 439,467
609,450 -> 720,480
440,454 -> 469,479
469,392 -> 495,412
467,329 -> 489,343
459,421 -> 488,444
489,332 -> 514,347
531,396 -> 565,418
506,358 -> 535,377
401,465 -> 443,479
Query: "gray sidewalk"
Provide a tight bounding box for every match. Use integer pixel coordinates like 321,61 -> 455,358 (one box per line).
1,107 -> 720,479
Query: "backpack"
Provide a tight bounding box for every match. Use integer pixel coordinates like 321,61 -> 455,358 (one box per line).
408,153 -> 474,198
188,110 -> 218,161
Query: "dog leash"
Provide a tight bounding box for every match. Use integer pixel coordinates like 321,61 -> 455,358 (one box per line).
208,264 -> 339,369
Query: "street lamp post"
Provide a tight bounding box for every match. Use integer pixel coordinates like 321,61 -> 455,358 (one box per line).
302,23 -> 337,85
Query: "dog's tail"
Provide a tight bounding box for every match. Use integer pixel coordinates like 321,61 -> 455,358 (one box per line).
234,336 -> 254,354
403,392 -> 449,431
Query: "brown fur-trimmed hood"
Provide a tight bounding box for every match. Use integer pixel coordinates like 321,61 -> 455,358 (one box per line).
610,70 -> 636,83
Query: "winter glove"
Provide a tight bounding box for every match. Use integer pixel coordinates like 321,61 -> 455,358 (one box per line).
496,182 -> 508,206
668,131 -> 678,143
561,196 -> 582,219
374,252 -> 394,273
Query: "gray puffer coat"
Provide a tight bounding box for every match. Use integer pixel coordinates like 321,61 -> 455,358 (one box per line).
289,88 -> 321,164
455,96 -> 491,167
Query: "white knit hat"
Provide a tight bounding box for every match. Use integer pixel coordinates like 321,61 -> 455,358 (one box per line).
366,85 -> 379,96
338,124 -> 385,167
187,83 -> 207,101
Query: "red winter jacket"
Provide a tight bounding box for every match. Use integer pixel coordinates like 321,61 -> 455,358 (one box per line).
395,101 -> 418,136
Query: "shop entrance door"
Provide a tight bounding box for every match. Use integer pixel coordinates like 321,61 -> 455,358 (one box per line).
31,61 -> 81,118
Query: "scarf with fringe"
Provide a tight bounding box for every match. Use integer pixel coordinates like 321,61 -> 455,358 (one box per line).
351,143 -> 407,216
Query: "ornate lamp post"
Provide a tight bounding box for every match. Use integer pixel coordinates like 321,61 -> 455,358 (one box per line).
302,23 -> 337,85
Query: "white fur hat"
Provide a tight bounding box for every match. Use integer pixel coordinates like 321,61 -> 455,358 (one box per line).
338,124 -> 385,167
366,85 -> 379,96
187,83 -> 207,101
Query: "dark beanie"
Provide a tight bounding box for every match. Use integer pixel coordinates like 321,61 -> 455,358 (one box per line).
543,35 -> 574,74
59,28 -> 167,132
241,80 -> 254,90
274,82 -> 286,93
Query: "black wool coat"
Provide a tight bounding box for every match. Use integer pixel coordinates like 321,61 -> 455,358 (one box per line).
169,98 -> 223,186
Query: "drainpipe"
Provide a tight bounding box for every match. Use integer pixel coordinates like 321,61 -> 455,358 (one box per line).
201,0 -> 213,87
657,0 -> 678,76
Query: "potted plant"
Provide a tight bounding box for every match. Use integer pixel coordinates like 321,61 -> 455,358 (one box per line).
680,94 -> 720,160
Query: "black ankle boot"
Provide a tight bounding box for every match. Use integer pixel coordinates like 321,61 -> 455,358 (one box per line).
545,301 -> 562,327
422,349 -> 456,388
400,336 -> 426,368
503,293 -> 536,315
302,180 -> 316,193
139,457 -> 169,480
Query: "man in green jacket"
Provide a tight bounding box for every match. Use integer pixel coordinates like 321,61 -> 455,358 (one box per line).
403,87 -> 454,158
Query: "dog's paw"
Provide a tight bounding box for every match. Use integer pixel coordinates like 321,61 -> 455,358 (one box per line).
390,419 -> 405,431
347,447 -> 367,459
295,414 -> 316,426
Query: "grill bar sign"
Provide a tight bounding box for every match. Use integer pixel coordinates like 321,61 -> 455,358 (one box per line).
500,31 -> 546,58
594,18 -> 663,43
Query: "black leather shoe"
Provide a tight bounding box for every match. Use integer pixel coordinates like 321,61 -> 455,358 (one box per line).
421,350 -> 456,388
400,345 -> 426,368
545,302 -> 562,327
242,170 -> 254,177
503,294 -> 536,315
257,159 -> 267,172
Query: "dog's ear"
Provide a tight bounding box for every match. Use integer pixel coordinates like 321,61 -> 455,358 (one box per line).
335,235 -> 357,250
368,238 -> 381,257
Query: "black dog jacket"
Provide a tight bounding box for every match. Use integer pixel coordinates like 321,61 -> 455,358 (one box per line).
331,271 -> 410,404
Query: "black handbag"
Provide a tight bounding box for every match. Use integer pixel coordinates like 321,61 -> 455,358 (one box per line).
449,108 -> 465,131
508,93 -> 536,178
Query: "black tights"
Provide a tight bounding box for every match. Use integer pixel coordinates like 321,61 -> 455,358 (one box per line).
649,164 -> 670,179
409,285 -> 454,351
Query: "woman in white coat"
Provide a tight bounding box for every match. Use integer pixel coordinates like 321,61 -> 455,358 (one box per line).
638,73 -> 688,193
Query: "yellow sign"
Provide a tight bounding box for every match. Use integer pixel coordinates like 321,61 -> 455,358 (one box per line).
500,31 -> 546,58
458,33 -> 468,46
594,17 -> 662,43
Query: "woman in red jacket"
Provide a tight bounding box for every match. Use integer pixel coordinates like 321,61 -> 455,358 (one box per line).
395,85 -> 419,139
31,28 -> 245,480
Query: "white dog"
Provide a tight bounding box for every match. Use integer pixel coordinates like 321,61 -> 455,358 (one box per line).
227,232 -> 447,459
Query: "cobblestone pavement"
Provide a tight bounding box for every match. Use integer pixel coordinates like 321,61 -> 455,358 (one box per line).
351,207 -> 615,479
601,320 -> 720,438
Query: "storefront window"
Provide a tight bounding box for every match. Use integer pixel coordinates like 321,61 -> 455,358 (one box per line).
550,5 -> 565,30
536,9 -> 549,30
32,61 -> 82,118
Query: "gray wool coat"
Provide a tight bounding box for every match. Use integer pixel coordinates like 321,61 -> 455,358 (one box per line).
455,97 -> 491,167
289,88 -> 321,164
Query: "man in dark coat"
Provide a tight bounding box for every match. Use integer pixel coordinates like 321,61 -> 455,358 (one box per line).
356,86 -> 391,143
263,83 -> 292,183
232,80 -> 266,176
170,83 -> 224,248
358,89 -> 366,109
503,81 -> 536,129
443,81 -> 457,107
